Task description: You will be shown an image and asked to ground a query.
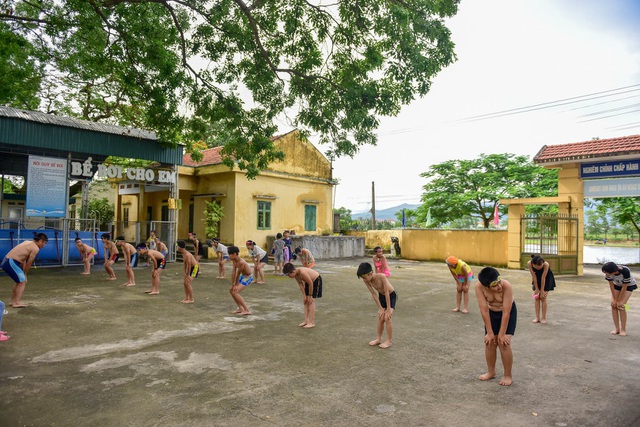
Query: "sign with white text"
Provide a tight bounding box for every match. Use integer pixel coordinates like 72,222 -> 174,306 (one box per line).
70,157 -> 175,184
580,160 -> 640,179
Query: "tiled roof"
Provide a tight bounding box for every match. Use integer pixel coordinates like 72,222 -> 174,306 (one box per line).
181,131 -> 296,167
182,146 -> 224,167
534,134 -> 640,164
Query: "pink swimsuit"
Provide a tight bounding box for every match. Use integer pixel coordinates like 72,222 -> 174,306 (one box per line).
374,258 -> 390,277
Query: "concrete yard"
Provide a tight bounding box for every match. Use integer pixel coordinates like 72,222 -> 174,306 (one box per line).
1,258 -> 639,426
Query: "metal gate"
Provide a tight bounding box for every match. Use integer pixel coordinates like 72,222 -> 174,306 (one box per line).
520,214 -> 579,274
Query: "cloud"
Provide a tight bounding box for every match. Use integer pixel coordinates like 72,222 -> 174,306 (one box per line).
331,0 -> 640,210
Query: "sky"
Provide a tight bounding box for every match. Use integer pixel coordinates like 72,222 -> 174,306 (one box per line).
321,0 -> 640,213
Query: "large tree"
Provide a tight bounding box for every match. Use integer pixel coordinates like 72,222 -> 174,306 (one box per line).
599,197 -> 640,241
0,22 -> 42,109
1,0 -> 459,177
417,153 -> 558,229
333,206 -> 353,231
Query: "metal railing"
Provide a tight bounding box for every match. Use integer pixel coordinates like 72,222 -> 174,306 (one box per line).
0,217 -> 177,266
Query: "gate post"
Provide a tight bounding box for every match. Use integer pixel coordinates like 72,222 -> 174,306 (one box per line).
558,164 -> 584,275
507,203 -> 525,269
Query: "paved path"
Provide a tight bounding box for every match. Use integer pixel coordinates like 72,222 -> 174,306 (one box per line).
0,259 -> 639,426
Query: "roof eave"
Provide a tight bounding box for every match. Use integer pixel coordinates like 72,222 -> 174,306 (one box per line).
535,151 -> 640,167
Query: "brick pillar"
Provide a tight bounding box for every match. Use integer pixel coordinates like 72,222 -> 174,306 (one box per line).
507,203 -> 525,269
557,163 -> 584,275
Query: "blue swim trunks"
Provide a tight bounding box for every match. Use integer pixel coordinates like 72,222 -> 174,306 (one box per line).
1,257 -> 26,283
239,274 -> 253,286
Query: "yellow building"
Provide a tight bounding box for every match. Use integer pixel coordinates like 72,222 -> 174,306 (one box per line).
116,130 -> 336,255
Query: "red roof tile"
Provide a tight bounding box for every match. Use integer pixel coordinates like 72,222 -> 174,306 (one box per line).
182,146 -> 224,167
534,134 -> 640,164
181,130 -> 296,167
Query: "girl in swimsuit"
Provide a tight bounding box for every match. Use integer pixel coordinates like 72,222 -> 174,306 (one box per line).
372,246 -> 390,277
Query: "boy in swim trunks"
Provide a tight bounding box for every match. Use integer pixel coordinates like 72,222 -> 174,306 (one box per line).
475,267 -> 517,386
1,232 -> 48,308
75,237 -> 97,275
283,262 -> 323,328
101,233 -> 119,281
136,243 -> 166,295
228,245 -> 253,315
602,261 -> 637,336
357,262 -> 396,349
155,238 -> 169,258
446,255 -> 474,313
177,240 -> 198,304
116,236 -> 138,287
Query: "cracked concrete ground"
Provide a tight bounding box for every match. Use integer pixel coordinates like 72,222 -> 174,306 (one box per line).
1,258 -> 639,427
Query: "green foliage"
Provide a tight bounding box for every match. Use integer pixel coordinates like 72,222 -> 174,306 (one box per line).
599,197 -> 640,237
2,176 -> 22,194
417,153 -> 558,229
394,208 -> 421,228
0,22 -> 42,109
203,200 -> 224,239
584,198 -> 640,241
2,0 -> 459,177
80,198 -> 115,229
585,209 -> 610,239
2,180 -> 10,194
448,216 -> 479,229
334,206 -> 354,231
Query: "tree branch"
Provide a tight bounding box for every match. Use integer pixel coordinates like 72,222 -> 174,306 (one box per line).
234,0 -> 343,90
0,13 -> 50,24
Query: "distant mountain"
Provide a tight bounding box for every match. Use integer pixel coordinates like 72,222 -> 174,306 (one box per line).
352,203 -> 421,221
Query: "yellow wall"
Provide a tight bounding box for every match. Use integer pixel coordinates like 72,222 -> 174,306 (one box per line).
119,191 -> 169,242
349,229 -> 508,267
505,204 -> 525,269
1,200 -> 25,219
269,132 -> 332,180
348,230 -> 401,251
115,131 -> 334,257
120,194 -> 139,241
176,131 -> 334,256
175,170 -> 237,242
231,171 -> 333,252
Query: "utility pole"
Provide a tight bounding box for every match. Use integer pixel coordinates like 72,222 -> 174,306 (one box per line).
371,181 -> 376,230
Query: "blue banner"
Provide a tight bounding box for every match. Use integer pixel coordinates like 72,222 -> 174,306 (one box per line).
581,160 -> 640,179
